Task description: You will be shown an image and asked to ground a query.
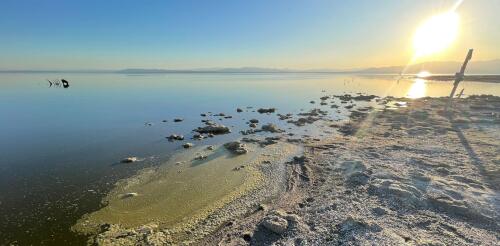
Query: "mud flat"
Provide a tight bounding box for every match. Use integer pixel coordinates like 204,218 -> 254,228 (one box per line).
201,95 -> 500,245
73,141 -> 302,244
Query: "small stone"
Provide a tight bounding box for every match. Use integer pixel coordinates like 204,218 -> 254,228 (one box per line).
206,145 -> 215,150
236,108 -> 243,112
173,118 -> 183,122
261,215 -> 289,234
183,143 -> 193,148
194,155 -> 207,160
249,119 -> 259,123
121,192 -> 138,199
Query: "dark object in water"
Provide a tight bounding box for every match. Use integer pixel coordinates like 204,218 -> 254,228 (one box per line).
61,79 -> 69,88
47,78 -> 70,88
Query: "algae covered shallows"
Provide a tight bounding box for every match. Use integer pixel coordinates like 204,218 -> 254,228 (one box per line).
73,142 -> 301,244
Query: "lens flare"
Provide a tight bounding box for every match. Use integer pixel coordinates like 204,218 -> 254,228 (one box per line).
413,11 -> 459,57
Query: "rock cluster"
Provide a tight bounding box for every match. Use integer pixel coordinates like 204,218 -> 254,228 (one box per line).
224,141 -> 248,154
194,124 -> 231,135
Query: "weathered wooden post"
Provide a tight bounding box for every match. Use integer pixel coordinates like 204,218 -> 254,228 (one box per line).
447,49 -> 473,110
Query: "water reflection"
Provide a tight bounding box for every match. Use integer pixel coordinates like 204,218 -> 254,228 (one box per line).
407,78 -> 427,98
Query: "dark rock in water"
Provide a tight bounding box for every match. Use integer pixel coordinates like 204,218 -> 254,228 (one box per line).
257,108 -> 276,114
194,154 -> 207,160
183,143 -> 193,148
249,119 -> 259,123
310,101 -> 315,104
249,123 -> 258,128
320,96 -> 330,100
261,123 -> 283,133
287,116 -> 319,126
224,141 -> 248,154
236,108 -> 243,113
174,118 -> 183,122
335,94 -> 377,102
277,113 -> 293,120
194,124 -> 231,134
320,102 -> 328,105
200,113 -> 207,117
241,137 -> 260,143
162,120 -> 168,122
192,134 -> 205,140
259,136 -> 280,146
167,134 -> 184,141
240,129 -> 259,135
338,122 -> 359,135
121,157 -> 138,163
298,108 -> 328,117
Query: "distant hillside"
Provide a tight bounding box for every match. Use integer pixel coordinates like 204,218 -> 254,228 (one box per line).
116,67 -> 346,74
359,59 -> 500,74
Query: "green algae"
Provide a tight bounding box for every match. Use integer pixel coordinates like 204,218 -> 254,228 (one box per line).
73,142 -> 300,240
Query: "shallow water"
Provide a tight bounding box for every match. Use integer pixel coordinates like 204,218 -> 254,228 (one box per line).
1,72 -> 499,244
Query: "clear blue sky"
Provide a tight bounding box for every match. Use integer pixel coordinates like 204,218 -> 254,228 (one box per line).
1,0 -> 498,70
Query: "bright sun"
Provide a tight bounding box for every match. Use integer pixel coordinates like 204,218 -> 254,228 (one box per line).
413,11 -> 459,57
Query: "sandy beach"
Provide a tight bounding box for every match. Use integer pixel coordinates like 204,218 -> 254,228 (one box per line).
72,94 -> 499,245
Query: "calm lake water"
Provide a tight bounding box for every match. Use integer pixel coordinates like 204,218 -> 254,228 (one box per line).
1,73 -> 499,245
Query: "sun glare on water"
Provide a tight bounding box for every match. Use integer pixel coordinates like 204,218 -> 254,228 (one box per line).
413,11 -> 459,57
416,71 -> 431,78
407,78 -> 427,99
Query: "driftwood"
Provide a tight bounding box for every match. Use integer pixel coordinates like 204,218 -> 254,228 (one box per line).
447,49 -> 473,110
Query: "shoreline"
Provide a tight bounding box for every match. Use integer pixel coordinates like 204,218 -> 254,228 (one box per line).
71,94 -> 499,245
202,95 -> 499,245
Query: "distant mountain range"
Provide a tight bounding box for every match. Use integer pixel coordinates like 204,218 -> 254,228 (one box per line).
116,67 -> 348,74
2,59 -> 499,74
358,59 -> 500,74
117,59 -> 500,74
